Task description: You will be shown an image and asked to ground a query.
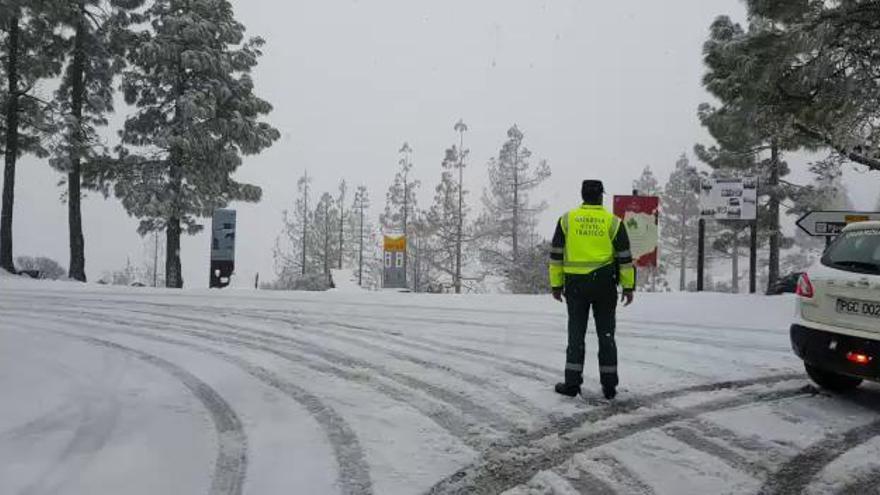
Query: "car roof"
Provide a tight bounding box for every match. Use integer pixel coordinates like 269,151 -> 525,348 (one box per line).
842,220 -> 880,232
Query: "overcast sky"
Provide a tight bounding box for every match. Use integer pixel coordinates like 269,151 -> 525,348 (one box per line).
4,0 -> 879,287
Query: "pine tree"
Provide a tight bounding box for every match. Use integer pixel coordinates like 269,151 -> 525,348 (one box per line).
381,142 -> 419,288
274,171 -> 312,281
735,2 -> 880,173
632,165 -> 660,197
698,15 -> 811,291
784,156 -> 854,273
661,153 -> 700,291
336,179 -> 347,269
351,185 -> 371,286
426,143 -> 474,291
113,0 -> 279,288
409,209 -> 437,292
452,119 -> 468,293
50,1 -> 143,282
478,124 -> 551,293
311,192 -> 339,284
0,3 -> 65,273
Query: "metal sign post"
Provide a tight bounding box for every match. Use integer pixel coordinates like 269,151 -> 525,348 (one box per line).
749,221 -> 758,294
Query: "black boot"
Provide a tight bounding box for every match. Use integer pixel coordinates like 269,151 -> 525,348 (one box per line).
602,385 -> 617,400
555,382 -> 580,397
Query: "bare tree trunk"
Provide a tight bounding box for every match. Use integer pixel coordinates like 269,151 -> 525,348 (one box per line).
165,214 -> 183,288
338,182 -> 345,270
767,141 -> 781,292
403,175 -> 408,288
678,219 -> 687,291
358,203 -> 364,286
732,228 -> 740,294
1,15 -> 21,273
67,3 -> 87,282
455,135 -> 464,294
323,202 -> 330,281
301,173 -> 308,276
512,144 -> 519,266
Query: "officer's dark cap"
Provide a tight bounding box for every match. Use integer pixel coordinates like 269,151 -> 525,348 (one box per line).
581,180 -> 605,199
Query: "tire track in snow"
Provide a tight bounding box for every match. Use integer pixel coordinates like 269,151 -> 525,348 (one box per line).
7,315 -> 374,495
257,315 -> 558,381
94,306 -> 524,435
757,389 -> 880,495
263,312 -> 715,383
8,306 -> 498,451
28,330 -> 249,495
549,464 -> 618,495
662,424 -> 769,479
235,313 -> 548,419
838,470 -> 880,495
1,296 -> 749,381
573,453 -> 656,495
428,380 -> 807,494
290,318 -> 713,382
0,402 -> 78,441
20,395 -> 122,495
0,291 -> 784,335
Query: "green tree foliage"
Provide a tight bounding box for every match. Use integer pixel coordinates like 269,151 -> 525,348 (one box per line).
696,14 -> 813,290
113,0 -> 279,288
478,125 -> 551,293
661,154 -> 699,291
311,192 -> 339,283
274,170 -> 312,280
381,142 -> 419,288
632,165 -> 660,197
742,0 -> 880,173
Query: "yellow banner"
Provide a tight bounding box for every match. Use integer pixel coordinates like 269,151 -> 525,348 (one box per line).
845,215 -> 870,224
384,236 -> 406,252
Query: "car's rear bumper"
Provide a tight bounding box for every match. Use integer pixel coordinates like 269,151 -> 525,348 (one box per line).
791,324 -> 880,381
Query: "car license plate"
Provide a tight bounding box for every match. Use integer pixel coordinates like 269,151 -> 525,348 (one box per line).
836,298 -> 880,319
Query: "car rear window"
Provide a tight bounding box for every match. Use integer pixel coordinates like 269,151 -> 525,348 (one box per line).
822,229 -> 880,275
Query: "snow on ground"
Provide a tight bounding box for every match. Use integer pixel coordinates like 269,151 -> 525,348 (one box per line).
2,277 -> 879,495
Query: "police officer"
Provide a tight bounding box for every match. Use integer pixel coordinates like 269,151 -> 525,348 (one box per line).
549,180 -> 635,400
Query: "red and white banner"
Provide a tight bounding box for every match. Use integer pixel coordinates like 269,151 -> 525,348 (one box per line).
613,195 -> 660,268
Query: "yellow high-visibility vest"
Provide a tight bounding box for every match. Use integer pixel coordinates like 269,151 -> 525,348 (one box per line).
560,205 -> 619,274
549,205 -> 635,289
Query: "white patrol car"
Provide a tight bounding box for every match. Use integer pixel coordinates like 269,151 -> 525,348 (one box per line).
791,221 -> 880,391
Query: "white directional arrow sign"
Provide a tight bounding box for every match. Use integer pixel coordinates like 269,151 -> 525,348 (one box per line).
796,211 -> 880,237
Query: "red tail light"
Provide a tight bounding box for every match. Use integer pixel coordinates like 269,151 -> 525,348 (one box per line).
796,273 -> 815,298
847,352 -> 872,365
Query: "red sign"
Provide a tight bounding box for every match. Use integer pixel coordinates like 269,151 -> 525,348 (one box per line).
613,196 -> 660,268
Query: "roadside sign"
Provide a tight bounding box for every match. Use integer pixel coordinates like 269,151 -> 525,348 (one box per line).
613,195 -> 659,268
796,211 -> 880,237
210,209 -> 236,288
699,177 -> 757,221
383,235 -> 407,289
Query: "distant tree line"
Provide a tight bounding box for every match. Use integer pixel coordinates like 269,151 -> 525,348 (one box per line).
271,122 -> 554,294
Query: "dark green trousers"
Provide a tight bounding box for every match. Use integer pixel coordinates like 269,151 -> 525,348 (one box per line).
563,268 -> 618,388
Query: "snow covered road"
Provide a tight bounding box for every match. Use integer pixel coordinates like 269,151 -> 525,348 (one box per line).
2,279 -> 880,494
